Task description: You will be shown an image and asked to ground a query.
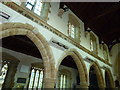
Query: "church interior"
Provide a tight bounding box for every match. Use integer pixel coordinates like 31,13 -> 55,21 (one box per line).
0,1 -> 120,89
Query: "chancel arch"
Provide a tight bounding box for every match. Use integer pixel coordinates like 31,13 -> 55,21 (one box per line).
56,49 -> 88,88
0,22 -> 55,88
89,61 -> 105,88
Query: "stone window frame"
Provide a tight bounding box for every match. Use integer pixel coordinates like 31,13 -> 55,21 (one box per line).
68,14 -> 81,42
22,0 -> 51,21
90,32 -> 98,54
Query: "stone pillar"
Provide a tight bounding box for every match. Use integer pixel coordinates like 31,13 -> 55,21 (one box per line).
2,61 -> 19,89
80,83 -> 89,88
44,78 -> 56,88
76,83 -> 88,90
98,84 -> 105,90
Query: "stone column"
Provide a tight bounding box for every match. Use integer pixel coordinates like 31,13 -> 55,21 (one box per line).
76,83 -> 88,90
44,78 -> 56,88
81,82 -> 89,88
98,84 -> 105,90
2,61 -> 19,89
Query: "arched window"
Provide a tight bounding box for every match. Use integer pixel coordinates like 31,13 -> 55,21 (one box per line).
0,60 -> 9,89
58,69 -> 71,88
90,32 -> 98,54
68,14 -> 80,42
25,0 -> 50,20
28,65 -> 44,89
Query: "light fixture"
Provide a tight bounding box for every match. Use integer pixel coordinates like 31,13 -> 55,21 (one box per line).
85,27 -> 92,32
101,41 -> 104,45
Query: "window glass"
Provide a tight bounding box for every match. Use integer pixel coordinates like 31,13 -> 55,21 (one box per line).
63,75 -> 66,88
38,70 -> 43,88
59,74 -> 68,88
28,67 -> 44,89
68,14 -> 80,41
25,0 -> 50,21
0,64 -> 8,89
28,69 -> 35,88
34,0 -> 43,15
26,0 -> 43,16
90,39 -> 94,51
68,22 -> 75,38
26,0 -> 36,10
34,70 -> 39,88
60,75 -> 63,88
90,33 -> 97,54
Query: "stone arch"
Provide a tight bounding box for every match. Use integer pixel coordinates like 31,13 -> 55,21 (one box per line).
89,61 -> 105,88
56,48 -> 88,88
0,22 -> 55,88
104,67 -> 115,88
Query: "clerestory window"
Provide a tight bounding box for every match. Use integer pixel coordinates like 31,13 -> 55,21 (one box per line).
68,14 -> 80,42
90,32 -> 98,54
25,0 -> 50,21
26,0 -> 43,16
68,22 -> 75,38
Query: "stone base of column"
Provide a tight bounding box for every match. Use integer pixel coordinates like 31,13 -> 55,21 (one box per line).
44,78 -> 56,88
76,83 -> 88,90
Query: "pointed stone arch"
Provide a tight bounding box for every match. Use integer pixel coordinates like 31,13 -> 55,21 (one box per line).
89,61 -> 105,88
0,22 -> 55,88
56,48 -> 88,88
104,67 -> 115,88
